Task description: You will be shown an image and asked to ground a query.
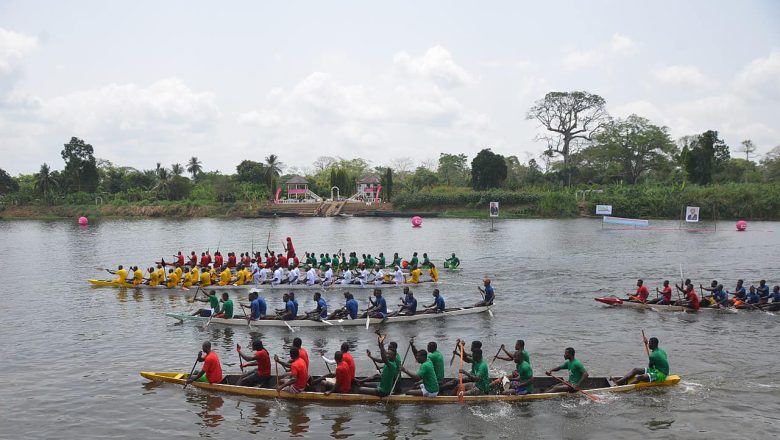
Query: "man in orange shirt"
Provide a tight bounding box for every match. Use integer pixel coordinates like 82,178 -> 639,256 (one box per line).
276,347 -> 308,393
186,341 -> 223,384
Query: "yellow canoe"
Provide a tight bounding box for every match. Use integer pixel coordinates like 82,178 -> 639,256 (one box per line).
140,371 -> 680,404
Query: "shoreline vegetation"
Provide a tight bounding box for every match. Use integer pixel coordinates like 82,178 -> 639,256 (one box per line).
2,183 -> 778,221
2,92 -> 779,222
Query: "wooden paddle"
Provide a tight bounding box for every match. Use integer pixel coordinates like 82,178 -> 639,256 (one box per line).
183,352 -> 201,389
449,338 -> 460,366
274,357 -> 280,396
237,344 -> 244,374
458,341 -> 465,403
388,341 -> 412,397
489,345 -> 503,369
239,304 -> 251,328
641,330 -> 650,357
549,374 -> 600,402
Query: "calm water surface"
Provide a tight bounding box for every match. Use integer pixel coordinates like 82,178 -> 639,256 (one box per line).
1,217 -> 778,439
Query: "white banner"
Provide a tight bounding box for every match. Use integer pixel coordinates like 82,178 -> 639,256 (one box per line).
595,204 -> 612,215
685,206 -> 700,223
489,201 -> 499,217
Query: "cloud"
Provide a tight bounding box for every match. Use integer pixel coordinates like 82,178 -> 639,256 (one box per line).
0,27 -> 38,74
734,49 -> 780,101
393,45 -> 475,88
561,33 -> 635,70
653,65 -> 718,89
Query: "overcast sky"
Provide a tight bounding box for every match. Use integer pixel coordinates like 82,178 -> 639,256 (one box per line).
1,0 -> 778,175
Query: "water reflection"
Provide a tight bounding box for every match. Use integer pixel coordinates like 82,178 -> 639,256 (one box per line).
187,393 -> 225,428
284,403 -> 310,437
328,411 -> 354,439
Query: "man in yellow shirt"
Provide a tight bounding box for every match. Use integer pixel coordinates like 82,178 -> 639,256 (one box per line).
156,264 -> 166,283
181,267 -> 193,288
132,266 -> 144,286
219,266 -> 232,286
166,268 -> 180,288
407,267 -> 422,284
199,269 -> 211,286
111,265 -> 128,284
148,267 -> 160,286
174,264 -> 183,280
429,263 -> 439,283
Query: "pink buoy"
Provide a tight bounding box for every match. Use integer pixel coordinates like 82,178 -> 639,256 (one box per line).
78,216 -> 88,226
736,220 -> 747,231
411,216 -> 422,227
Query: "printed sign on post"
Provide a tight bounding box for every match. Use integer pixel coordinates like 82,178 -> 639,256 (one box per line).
595,205 -> 612,215
489,201 -> 499,217
685,206 -> 700,222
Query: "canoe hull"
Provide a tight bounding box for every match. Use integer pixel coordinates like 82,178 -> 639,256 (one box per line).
165,306 -> 491,327
88,279 -> 439,291
140,371 -> 681,404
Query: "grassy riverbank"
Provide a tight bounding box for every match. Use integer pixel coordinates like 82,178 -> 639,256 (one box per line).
2,183 -> 778,220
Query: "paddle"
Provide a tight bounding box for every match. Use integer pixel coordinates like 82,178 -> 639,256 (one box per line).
478,289 -> 494,317
204,310 -> 216,329
239,304 -> 251,328
678,264 -> 685,303
274,357 -> 280,396
388,340 -> 412,397
489,345 -> 503,369
183,351 -> 201,389
449,338 -> 460,366
237,344 -> 244,374
549,373 -> 600,402
458,340 -> 465,403
641,330 -> 650,357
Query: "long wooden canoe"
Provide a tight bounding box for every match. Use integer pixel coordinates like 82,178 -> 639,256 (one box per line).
165,305 -> 491,327
88,279 -> 440,291
140,371 -> 680,403
594,296 -> 749,313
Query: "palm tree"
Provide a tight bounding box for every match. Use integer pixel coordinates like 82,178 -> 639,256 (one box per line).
264,154 -> 284,183
171,163 -> 184,176
34,163 -> 58,203
186,156 -> 202,181
154,168 -> 171,199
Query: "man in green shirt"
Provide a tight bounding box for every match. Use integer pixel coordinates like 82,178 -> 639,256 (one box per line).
502,350 -> 534,395
421,253 -> 431,268
496,339 -> 530,365
410,341 -> 445,384
401,349 -> 439,397
355,334 -> 399,397
214,292 -> 234,319
459,348 -> 491,395
409,252 -> 419,270
389,253 -> 401,268
544,347 -> 588,393
191,289 -> 221,317
444,253 -> 460,269
613,337 -> 669,385
377,253 -> 386,269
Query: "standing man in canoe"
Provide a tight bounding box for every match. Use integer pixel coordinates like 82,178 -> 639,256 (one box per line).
185,341 -> 224,385
544,347 -> 588,393
401,348 -> 439,397
355,334 -> 399,397
275,347 -> 308,394
237,339 -> 272,387
613,336 -> 669,385
475,278 -> 495,306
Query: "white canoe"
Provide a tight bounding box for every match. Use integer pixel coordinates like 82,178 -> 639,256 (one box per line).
165,305 -> 491,328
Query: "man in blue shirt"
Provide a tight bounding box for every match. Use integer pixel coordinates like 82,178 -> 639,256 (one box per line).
731,280 -> 746,301
247,290 -> 267,319
712,284 -> 731,307
289,292 -> 299,316
476,278 -> 495,306
365,289 -> 388,318
424,289 -> 445,313
307,292 -> 328,320
390,287 -> 418,316
757,280 -> 770,299
276,293 -> 297,320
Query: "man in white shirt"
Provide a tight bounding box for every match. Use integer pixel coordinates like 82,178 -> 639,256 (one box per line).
272,265 -> 284,286
373,265 -> 385,286
306,266 -> 319,286
287,265 -> 300,284
358,267 -> 369,288
340,269 -> 353,285
249,259 -> 259,285
323,264 -> 334,286
257,266 -> 271,285
393,266 -> 405,286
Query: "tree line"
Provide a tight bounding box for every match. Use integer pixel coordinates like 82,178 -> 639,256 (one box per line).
1,91 -> 779,207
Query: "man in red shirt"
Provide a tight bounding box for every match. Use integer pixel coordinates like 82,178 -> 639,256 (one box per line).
276,348 -> 308,393
200,252 -> 208,268
189,252 -> 198,267
284,237 -> 295,259
277,338 -> 309,370
650,280 -> 673,305
675,282 -> 700,310
630,279 -> 649,303
237,339 -> 272,387
175,251 -> 185,267
214,252 -> 223,268
227,252 -> 237,268
323,352 -> 352,395
339,342 -> 356,386
186,341 -> 223,384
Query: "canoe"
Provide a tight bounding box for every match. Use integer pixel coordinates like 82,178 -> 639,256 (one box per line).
140,371 -> 681,403
88,279 -> 440,291
594,296 -> 743,313
165,305 -> 491,327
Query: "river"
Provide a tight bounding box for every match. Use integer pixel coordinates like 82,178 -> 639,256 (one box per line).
0,217 -> 778,439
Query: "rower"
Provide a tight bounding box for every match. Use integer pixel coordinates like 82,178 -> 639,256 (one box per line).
699,280 -> 719,306
766,286 -> 780,311
496,340 -> 530,365
428,263 -> 439,283
745,285 -> 760,304
544,347 -> 589,393
306,292 -> 328,320
237,339 -> 272,387
355,334 -> 399,396
712,284 -> 731,307
458,348 -> 490,395
218,265 -> 232,286
392,265 -> 405,286
649,280 -> 672,305
613,336 -> 669,385
271,264 -> 284,286
147,267 -> 159,286
232,265 -> 246,286
389,253 -> 401,269
674,281 -> 700,310
109,265 -> 129,284
181,267 -> 193,288
390,287 -> 417,317
131,266 -> 144,286
364,289 -> 388,319
289,292 -> 299,317
175,251 -> 185,267
411,340 -> 445,384
453,339 -> 481,365
213,292 -> 234,318
357,266 -> 369,288
312,351 -> 352,395
275,347 -> 308,394
189,251 -> 197,267
345,292 -> 359,319
190,265 -> 200,285
476,278 -> 495,306
731,280 -> 747,302
406,266 -> 422,284
340,268 -> 354,285
630,279 -> 650,303
321,342 -> 357,389
373,265 -> 385,286
497,349 -> 534,395
323,264 -> 334,286
377,253 -> 386,269
276,293 -> 296,320
444,253 -> 460,269
192,290 -> 220,317
227,252 -> 237,269
305,265 -> 319,286
199,266 -> 211,287
241,290 -> 267,320
409,252 -> 419,270
185,341 -> 224,385
349,252 -> 359,270
166,268 -> 179,289
214,251 -> 224,268
423,289 -> 445,314
400,348 -> 439,397
200,252 -> 208,268
757,280 -> 770,299
257,265 -> 271,285
156,264 -> 166,283
287,264 -> 301,285
422,253 -> 431,268
249,258 -> 259,284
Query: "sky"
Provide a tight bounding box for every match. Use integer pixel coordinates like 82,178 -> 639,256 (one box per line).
1,0 -> 779,175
